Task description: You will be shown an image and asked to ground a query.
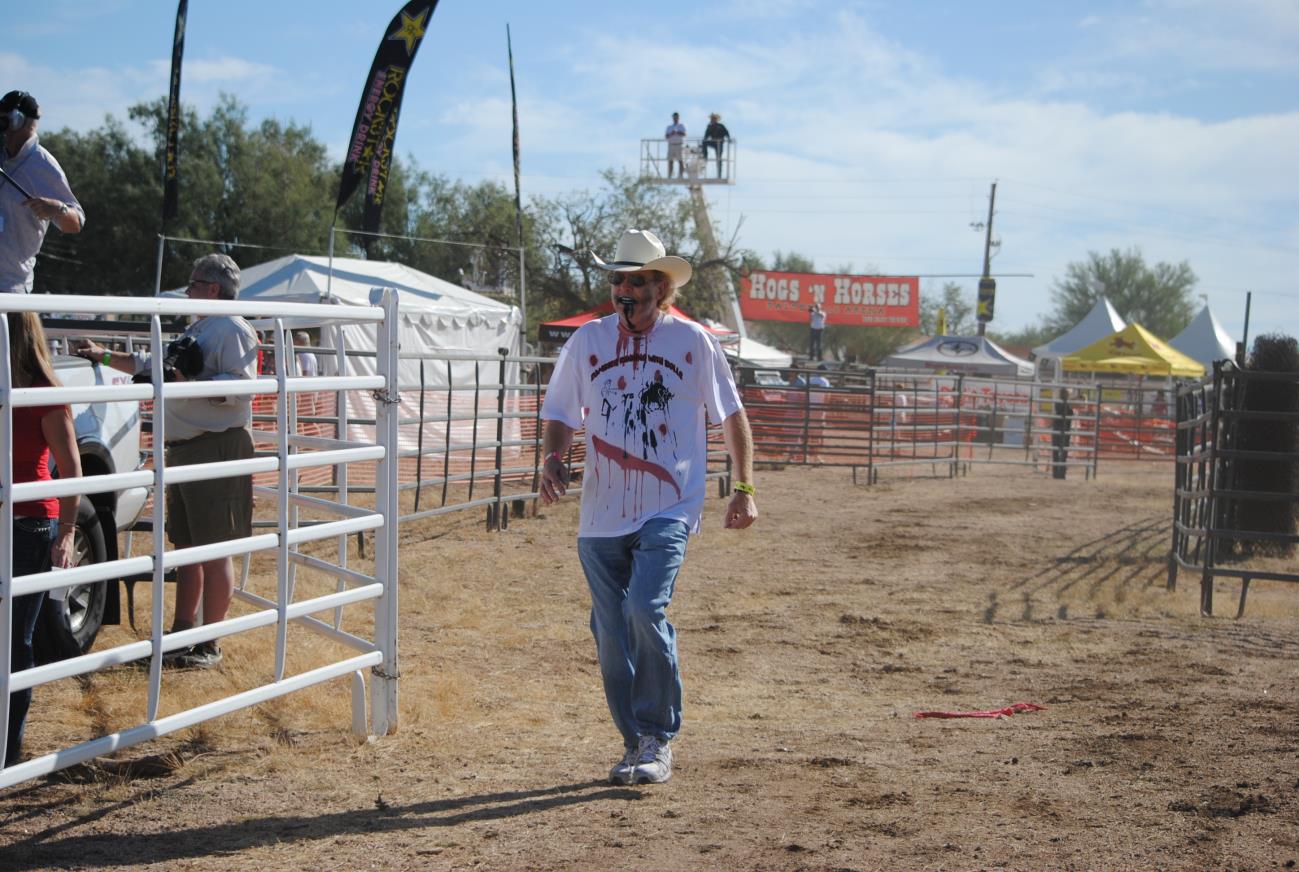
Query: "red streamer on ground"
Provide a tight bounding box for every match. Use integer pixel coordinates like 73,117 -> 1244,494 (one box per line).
913,702 -> 1046,719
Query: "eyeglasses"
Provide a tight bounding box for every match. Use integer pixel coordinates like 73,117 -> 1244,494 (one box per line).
186,279 -> 216,290
608,273 -> 652,288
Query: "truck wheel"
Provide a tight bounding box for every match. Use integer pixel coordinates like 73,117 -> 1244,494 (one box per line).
34,499 -> 109,665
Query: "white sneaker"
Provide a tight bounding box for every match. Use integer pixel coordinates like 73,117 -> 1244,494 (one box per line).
631,735 -> 673,784
609,745 -> 638,785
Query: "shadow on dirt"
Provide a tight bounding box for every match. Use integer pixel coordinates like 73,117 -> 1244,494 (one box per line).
985,515 -> 1170,622
0,779 -> 643,868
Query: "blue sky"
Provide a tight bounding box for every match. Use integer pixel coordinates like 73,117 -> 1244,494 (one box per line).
8,0 -> 1299,344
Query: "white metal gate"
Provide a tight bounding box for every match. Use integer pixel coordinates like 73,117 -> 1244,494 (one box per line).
1,289 -> 401,789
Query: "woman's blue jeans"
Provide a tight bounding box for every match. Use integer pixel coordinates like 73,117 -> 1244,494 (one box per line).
7,518 -> 54,767
577,518 -> 690,749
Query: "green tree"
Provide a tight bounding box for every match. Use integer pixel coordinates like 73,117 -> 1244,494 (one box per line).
919,281 -> 975,336
1048,247 -> 1197,338
121,96 -> 336,287
36,117 -> 163,294
989,322 -> 1057,350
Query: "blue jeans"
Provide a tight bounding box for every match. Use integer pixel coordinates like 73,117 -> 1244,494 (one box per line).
7,518 -> 54,767
577,518 -> 690,748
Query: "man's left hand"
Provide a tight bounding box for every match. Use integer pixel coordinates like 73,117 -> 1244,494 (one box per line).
724,492 -> 758,530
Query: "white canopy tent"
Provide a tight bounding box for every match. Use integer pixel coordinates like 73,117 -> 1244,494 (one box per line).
233,254 -> 521,451
695,318 -> 794,368
726,336 -> 793,368
1033,297 -> 1126,360
1169,305 -> 1236,368
882,334 -> 1034,378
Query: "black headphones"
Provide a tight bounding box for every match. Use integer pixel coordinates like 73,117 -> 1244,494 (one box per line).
0,91 -> 38,133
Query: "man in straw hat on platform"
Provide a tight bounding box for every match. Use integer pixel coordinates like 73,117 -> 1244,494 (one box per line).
540,229 -> 758,785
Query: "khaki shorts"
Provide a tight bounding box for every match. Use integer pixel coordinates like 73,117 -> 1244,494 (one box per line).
165,427 -> 254,549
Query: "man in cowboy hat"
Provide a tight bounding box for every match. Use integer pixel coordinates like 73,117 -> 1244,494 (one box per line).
1,90 -> 84,293
540,228 -> 758,785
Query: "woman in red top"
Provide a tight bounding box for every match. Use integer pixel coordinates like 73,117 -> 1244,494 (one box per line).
5,312 -> 81,767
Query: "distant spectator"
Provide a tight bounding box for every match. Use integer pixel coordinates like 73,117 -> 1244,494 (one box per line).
665,112 -> 686,179
294,332 -> 318,377
1052,388 -> 1074,480
702,113 -> 730,179
810,363 -> 831,388
809,302 -> 827,360
257,331 -> 276,375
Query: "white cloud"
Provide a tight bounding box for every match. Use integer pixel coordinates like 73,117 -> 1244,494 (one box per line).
182,57 -> 281,84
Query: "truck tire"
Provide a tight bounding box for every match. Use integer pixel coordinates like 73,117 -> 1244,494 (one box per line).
34,499 -> 109,665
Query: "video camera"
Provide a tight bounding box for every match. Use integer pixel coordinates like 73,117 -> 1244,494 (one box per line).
132,335 -> 205,384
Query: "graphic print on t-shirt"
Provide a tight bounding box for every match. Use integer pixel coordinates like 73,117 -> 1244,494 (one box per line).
587,327 -> 686,514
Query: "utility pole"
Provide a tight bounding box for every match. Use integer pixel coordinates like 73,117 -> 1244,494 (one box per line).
976,181 -> 998,337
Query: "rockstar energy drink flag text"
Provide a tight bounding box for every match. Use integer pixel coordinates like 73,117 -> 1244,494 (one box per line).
336,1 -> 438,232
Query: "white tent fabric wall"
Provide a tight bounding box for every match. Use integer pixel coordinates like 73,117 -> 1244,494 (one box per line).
1032,297 -> 1126,359
235,254 -> 522,460
324,319 -> 520,459
1169,306 -> 1236,368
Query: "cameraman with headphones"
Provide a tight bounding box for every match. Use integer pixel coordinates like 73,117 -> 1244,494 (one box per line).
1,90 -> 83,293
75,254 -> 259,668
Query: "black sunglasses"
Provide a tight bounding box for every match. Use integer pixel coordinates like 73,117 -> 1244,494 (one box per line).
608,273 -> 652,288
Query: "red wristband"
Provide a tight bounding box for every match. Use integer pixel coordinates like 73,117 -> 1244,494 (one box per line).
545,451 -> 563,465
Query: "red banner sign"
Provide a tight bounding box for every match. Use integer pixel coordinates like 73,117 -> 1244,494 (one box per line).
739,270 -> 919,328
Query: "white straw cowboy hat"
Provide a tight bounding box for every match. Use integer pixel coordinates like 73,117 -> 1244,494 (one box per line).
592,229 -> 693,289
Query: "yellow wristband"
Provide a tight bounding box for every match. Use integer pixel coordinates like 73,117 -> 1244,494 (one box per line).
732,481 -> 756,496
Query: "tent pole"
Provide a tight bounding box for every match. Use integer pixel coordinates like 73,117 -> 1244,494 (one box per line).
518,246 -> 526,356
327,225 -> 336,298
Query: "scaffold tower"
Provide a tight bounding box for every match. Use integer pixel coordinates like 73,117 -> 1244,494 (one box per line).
640,138 -> 747,338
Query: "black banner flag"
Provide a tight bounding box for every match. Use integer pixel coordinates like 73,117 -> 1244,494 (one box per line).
507,24 -> 523,251
337,1 -> 438,232
162,0 -> 188,224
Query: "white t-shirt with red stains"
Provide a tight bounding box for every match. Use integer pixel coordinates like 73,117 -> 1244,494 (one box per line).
542,312 -> 743,537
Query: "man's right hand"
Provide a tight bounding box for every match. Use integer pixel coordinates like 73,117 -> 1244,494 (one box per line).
73,339 -> 102,362
539,455 -> 570,505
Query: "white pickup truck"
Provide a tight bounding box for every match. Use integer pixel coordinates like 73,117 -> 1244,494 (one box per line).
37,352 -> 151,663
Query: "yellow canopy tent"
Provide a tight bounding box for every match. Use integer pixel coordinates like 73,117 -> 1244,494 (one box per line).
1061,323 -> 1205,377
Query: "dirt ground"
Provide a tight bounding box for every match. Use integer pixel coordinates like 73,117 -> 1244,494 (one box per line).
2,461 -> 1297,871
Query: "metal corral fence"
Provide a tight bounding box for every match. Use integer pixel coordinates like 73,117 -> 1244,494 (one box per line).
738,364 -> 1183,482
1,290 -> 401,790
54,320 -> 733,533
1169,360 -> 1299,616
235,348 -> 734,530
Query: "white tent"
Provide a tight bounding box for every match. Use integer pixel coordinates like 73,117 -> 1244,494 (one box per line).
234,254 -> 521,451
727,336 -> 793,368
1170,305 -> 1236,368
1033,297 -> 1126,359
235,255 -> 519,363
882,334 -> 1034,378
697,318 -> 795,368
